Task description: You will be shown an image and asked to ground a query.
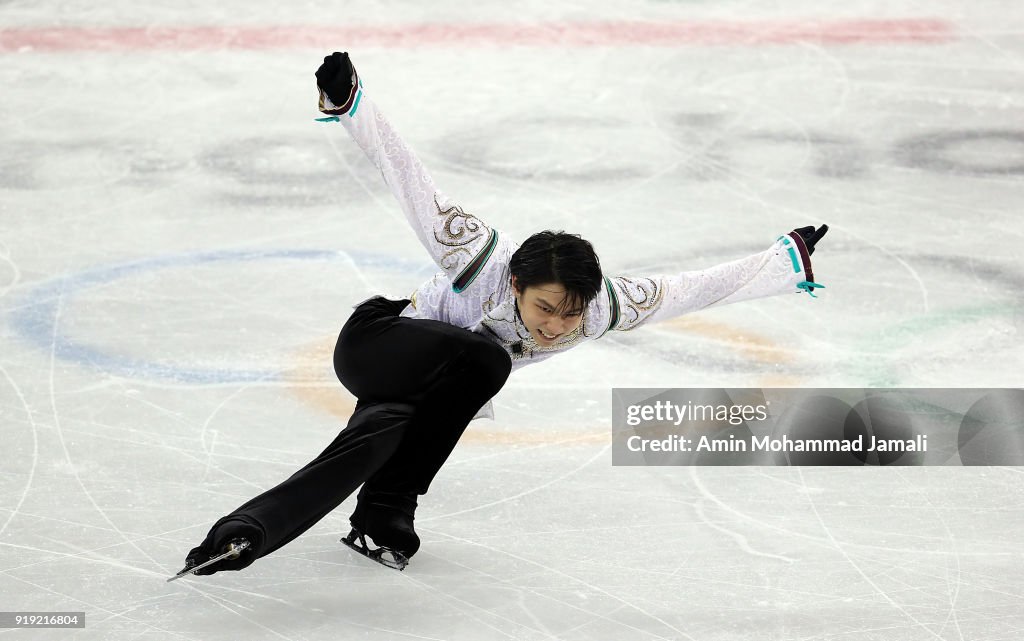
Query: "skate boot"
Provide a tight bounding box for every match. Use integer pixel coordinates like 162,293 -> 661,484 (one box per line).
168,538 -> 252,582
342,501 -> 419,571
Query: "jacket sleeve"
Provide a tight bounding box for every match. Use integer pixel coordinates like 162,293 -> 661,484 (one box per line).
321,88 -> 498,290
603,232 -> 820,332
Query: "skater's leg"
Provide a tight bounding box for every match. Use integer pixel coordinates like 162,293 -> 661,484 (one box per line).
336,296 -> 512,482
186,400 -> 415,573
360,335 -> 511,497
187,297 -> 511,572
348,328 -> 513,555
336,296 -> 513,510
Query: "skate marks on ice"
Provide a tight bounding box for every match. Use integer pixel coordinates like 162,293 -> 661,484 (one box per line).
0,361 -> 39,539
411,529 -> 698,641
684,465 -> 1023,639
4,298 -> 303,639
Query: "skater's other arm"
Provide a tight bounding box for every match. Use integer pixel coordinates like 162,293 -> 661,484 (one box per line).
602,227 -> 827,332
315,52 -> 495,283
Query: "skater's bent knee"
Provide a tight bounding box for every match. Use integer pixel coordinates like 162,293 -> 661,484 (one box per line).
348,402 -> 415,459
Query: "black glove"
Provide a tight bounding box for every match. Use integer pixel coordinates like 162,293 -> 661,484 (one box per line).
315,51 -> 360,114
792,224 -> 828,255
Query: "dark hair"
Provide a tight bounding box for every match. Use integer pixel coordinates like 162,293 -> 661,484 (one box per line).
509,230 -> 602,314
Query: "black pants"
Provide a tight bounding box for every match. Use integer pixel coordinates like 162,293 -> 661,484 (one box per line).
191,296 -> 512,570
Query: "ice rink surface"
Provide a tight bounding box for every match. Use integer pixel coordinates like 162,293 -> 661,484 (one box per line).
1,1 -> 1023,639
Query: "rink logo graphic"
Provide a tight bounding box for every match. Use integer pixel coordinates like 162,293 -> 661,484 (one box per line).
8,248 -> 429,384
612,388 -> 1024,466
3,127 -> 1022,201
625,400 -> 768,426
446,122 -> 1024,183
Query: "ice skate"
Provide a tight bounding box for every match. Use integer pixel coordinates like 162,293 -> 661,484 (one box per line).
167,538 -> 251,582
341,503 -> 420,571
340,528 -> 411,571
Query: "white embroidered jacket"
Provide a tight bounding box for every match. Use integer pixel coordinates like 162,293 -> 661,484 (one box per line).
324,88 -> 819,419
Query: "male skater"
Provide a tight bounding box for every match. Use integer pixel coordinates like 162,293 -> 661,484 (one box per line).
176,52 -> 826,577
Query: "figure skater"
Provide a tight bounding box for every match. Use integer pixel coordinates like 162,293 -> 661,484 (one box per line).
175,52 -> 827,577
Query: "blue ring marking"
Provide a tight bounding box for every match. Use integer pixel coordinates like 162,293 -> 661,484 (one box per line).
8,248 -> 433,384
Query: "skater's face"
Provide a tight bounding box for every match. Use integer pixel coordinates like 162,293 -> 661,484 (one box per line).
511,277 -> 585,346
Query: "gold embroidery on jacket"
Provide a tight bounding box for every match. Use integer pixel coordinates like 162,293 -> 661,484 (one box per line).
433,196 -> 489,271
615,277 -> 665,331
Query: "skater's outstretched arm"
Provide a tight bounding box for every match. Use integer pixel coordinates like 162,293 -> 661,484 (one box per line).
602,226 -> 828,332
315,52 -> 495,283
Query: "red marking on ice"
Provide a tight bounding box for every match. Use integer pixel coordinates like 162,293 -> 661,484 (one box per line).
0,19 -> 954,53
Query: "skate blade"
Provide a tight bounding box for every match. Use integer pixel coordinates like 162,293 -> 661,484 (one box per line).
167,539 -> 251,582
341,529 -> 409,571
